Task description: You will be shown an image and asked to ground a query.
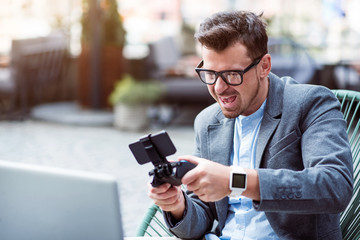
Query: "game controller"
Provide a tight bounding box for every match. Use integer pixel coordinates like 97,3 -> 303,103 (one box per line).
129,131 -> 196,187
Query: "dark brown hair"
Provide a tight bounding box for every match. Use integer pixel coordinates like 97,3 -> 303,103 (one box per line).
194,11 -> 268,60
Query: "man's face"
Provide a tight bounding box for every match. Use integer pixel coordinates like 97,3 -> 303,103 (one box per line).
201,42 -> 269,118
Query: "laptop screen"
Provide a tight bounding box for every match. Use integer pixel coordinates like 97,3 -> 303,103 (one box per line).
0,160 -> 124,240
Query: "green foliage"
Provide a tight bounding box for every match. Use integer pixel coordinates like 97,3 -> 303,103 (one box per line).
81,0 -> 126,46
109,75 -> 165,106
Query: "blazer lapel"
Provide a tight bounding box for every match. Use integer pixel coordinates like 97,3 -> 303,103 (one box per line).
208,115 -> 235,166
255,73 -> 284,168
255,113 -> 280,168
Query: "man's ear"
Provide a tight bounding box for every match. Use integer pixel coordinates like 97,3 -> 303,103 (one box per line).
259,54 -> 271,78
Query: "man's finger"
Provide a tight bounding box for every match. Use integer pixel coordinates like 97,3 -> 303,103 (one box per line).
177,155 -> 201,165
181,165 -> 199,185
148,182 -> 171,194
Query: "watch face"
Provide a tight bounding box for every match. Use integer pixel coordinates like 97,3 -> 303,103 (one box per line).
232,173 -> 246,188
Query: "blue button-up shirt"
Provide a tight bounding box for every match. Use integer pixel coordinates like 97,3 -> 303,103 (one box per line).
206,100 -> 279,240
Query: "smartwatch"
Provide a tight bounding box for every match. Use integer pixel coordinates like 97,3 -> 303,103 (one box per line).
229,167 -> 247,197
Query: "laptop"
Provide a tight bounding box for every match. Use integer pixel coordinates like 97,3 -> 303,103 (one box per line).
0,160 -> 124,240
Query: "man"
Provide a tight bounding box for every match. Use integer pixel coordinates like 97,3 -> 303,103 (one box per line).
148,11 -> 353,239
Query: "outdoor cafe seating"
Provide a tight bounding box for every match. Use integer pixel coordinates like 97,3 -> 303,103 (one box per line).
0,32 -> 67,119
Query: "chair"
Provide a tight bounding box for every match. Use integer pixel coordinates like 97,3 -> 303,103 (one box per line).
0,32 -> 67,119
136,203 -> 173,237
332,89 -> 360,240
136,90 -> 360,238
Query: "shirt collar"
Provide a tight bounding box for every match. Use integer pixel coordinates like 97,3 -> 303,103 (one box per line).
238,100 -> 267,125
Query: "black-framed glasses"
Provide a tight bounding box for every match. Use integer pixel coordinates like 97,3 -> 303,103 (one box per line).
195,55 -> 264,86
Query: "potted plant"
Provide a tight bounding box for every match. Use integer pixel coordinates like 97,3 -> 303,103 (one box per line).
109,74 -> 165,131
78,0 -> 126,109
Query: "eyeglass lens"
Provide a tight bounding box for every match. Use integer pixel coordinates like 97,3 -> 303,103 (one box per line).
199,71 -> 242,85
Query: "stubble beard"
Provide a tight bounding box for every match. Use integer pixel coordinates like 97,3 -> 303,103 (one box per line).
217,78 -> 261,119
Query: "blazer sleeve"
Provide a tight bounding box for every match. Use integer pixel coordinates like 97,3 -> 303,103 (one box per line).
163,192 -> 215,239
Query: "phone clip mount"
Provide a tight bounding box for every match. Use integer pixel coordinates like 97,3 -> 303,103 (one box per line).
129,131 -> 196,187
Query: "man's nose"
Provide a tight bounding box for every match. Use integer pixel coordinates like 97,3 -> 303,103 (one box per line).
214,76 -> 229,94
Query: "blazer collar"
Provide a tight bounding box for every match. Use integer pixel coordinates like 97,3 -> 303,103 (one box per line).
264,73 -> 284,119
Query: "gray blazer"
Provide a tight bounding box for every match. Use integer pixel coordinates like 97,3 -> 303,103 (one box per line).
166,73 -> 353,240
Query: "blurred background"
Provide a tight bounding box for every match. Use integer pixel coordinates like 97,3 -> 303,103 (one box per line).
0,0 -> 360,236
0,0 -> 360,124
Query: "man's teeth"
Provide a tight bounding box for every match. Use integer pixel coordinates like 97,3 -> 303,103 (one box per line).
223,97 -> 234,103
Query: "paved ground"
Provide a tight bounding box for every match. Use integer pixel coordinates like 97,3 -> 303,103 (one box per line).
0,119 -> 195,236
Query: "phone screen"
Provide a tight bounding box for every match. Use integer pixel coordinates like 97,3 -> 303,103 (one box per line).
129,131 -> 177,165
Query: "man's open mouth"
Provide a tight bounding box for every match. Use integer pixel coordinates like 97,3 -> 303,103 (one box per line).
220,96 -> 236,104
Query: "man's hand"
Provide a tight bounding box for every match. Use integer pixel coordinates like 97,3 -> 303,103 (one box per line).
180,155 -> 232,202
147,183 -> 186,220
180,155 -> 261,201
